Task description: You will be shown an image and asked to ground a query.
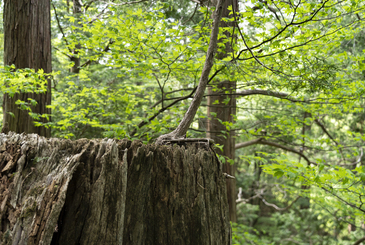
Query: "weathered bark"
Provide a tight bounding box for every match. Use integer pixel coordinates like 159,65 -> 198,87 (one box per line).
0,133 -> 231,244
0,133 -> 127,245
123,141 -> 231,245
3,0 -> 52,137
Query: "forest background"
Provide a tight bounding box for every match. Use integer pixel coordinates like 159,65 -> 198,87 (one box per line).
1,0 -> 365,244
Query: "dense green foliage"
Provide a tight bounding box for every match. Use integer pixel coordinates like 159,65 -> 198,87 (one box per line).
2,0 -> 365,243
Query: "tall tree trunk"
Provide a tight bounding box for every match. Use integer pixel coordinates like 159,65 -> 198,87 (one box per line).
70,0 -> 82,74
207,0 -> 238,223
0,133 -> 231,244
299,111 -> 311,209
207,82 -> 236,222
3,0 -> 52,137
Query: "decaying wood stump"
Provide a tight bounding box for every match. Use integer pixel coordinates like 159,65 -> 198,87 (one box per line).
0,133 -> 231,245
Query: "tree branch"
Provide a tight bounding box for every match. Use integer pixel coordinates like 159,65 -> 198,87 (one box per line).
235,138 -> 263,149
314,119 -> 339,145
80,39 -> 114,67
130,66 -> 226,137
52,2 -> 72,53
105,0 -> 148,5
236,0 -> 329,59
261,196 -> 300,211
236,187 -> 266,204
233,2 -> 283,76
353,236 -> 365,245
252,0 -> 281,23
181,3 -> 199,25
87,3 -> 110,24
236,15 -> 361,63
235,138 -> 315,166
84,0 -> 97,11
205,89 -> 291,99
52,46 -> 72,59
314,118 -> 347,163
205,89 -> 358,105
321,186 -> 365,214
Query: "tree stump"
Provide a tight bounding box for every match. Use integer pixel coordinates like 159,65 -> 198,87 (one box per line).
0,133 -> 231,245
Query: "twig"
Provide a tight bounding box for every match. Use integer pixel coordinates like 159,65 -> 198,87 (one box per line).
52,2 -> 72,53
315,118 -> 346,162
80,39 -> 115,67
321,186 -> 365,213
102,0 -> 148,6
53,46 -> 72,59
87,3 -> 110,24
261,196 -> 300,211
353,235 -> 365,245
182,3 -> 199,25
84,0 -> 97,11
236,188 -> 266,204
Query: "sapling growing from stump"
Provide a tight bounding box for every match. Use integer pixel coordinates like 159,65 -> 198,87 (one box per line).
156,0 -> 226,145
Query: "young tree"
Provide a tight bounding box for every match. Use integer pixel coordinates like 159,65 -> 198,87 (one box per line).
3,0 -> 52,137
156,0 -> 226,144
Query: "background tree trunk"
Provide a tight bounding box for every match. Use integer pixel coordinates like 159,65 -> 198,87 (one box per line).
70,0 -> 82,74
207,83 -> 236,223
207,0 -> 238,223
3,0 -> 52,137
0,133 -> 231,245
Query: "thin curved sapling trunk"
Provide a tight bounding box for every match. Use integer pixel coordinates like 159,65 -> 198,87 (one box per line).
156,0 -> 225,144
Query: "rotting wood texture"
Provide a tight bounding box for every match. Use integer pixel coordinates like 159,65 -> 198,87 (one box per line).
0,132 -> 231,245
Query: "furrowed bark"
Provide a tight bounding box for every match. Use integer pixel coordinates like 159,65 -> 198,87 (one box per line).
0,133 -> 231,244
3,0 -> 52,137
0,133 -> 127,245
